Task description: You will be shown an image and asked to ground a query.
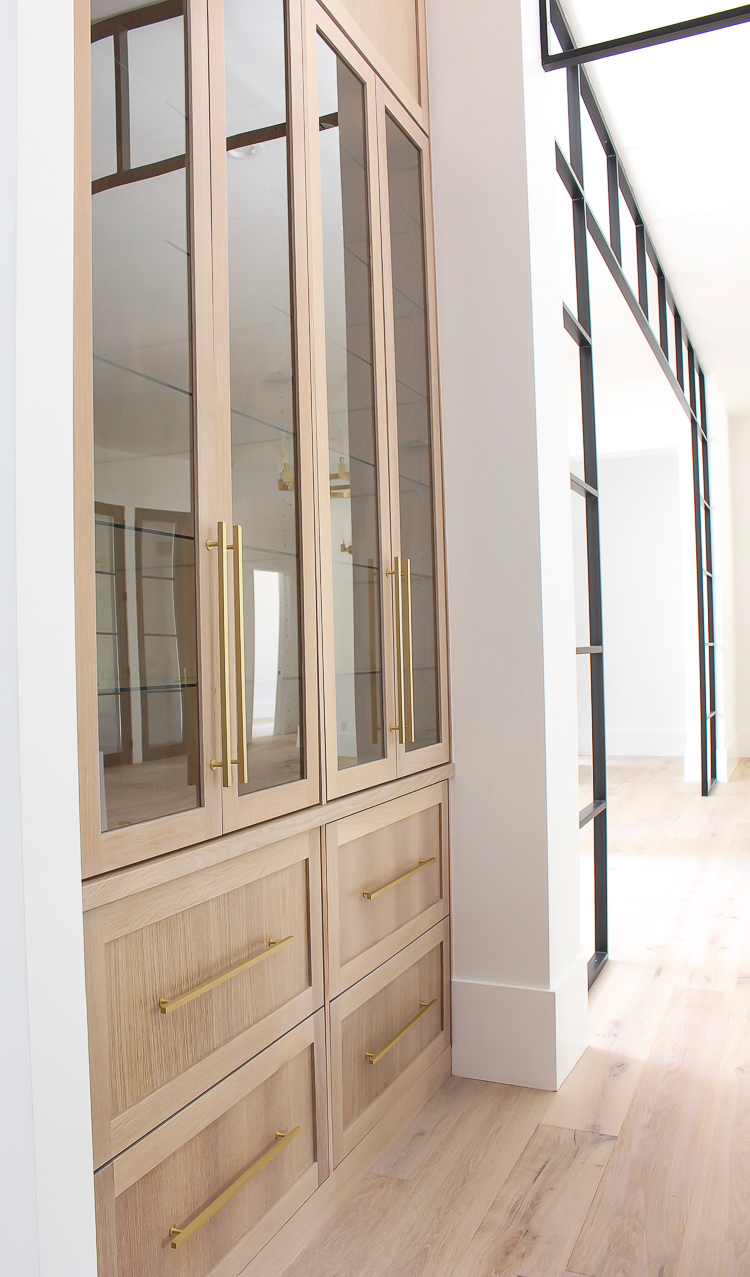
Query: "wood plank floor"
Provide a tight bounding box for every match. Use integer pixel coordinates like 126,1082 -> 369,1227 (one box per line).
281,758 -> 750,1276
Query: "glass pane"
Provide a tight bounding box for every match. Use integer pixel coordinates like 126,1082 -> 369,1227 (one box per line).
564,330 -> 584,480
571,489 -> 590,648
557,181 -> 577,318
580,821 -> 595,961
91,3 -> 199,832
577,653 -> 593,812
317,36 -> 385,770
619,195 -> 639,298
581,104 -> 609,234
225,0 -> 304,794
385,114 -> 440,753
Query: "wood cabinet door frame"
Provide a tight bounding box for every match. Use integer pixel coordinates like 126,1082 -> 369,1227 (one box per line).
305,2 -> 399,800
325,780 -> 449,997
76,0 -> 223,877
84,828 -> 324,1166
329,917 -> 450,1165
376,81 -> 451,777
206,0 -> 322,834
93,1011 -> 329,1277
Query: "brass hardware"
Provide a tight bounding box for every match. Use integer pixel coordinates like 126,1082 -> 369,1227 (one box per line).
278,460 -> 295,492
340,539 -> 352,554
389,557 -> 405,743
403,557 -> 415,744
233,524 -> 249,785
365,999 -> 437,1065
363,857 -> 437,900
207,522 -> 233,786
159,936 -> 293,1015
169,1126 -> 301,1250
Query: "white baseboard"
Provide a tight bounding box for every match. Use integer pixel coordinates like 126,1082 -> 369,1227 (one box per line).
605,728 -> 686,756
451,957 -> 588,1092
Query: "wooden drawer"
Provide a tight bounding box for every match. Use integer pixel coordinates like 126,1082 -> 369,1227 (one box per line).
84,830 -> 323,1166
330,918 -> 450,1166
94,1013 -> 327,1277
326,783 -> 448,995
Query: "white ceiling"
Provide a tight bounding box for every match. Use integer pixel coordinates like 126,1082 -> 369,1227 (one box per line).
561,0 -> 750,417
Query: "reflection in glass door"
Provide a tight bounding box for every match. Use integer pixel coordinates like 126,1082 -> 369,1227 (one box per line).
315,31 -> 390,784
223,0 -> 306,797
91,1 -> 201,832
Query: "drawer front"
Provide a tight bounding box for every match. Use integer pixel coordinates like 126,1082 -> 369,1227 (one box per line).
85,831 -> 324,1165
330,919 -> 451,1165
95,1014 -> 328,1277
326,783 -> 448,995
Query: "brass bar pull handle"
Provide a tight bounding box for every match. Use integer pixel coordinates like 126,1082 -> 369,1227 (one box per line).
365,998 -> 437,1065
388,556 -> 405,744
403,557 -> 415,744
169,1127 -> 301,1250
207,521 -> 233,787
363,857 -> 437,900
232,524 -> 249,785
159,936 -> 293,1015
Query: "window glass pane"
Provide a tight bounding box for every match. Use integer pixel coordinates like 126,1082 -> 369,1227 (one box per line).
225,0 -> 304,793
619,196 -> 639,297
577,652 -> 594,813
548,67 -> 569,158
571,490 -> 590,648
565,331 -> 585,481
580,821 -> 595,960
385,114 -> 440,752
317,36 -> 385,770
91,36 -> 117,181
91,2 -> 199,831
581,103 -> 609,234
557,182 -> 577,317
646,255 -> 660,334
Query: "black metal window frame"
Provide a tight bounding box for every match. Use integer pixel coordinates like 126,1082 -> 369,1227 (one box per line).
547,0 -> 718,986
540,0 -> 750,69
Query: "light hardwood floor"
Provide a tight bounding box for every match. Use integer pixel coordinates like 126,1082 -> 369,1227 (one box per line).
279,757 -> 750,1276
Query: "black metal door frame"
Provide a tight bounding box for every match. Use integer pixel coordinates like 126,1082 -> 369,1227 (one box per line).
547,0 -> 718,985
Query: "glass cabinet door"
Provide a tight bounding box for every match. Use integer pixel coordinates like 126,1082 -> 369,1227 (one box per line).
88,0 -> 221,867
377,87 -> 449,774
309,12 -> 397,798
208,0 -> 319,829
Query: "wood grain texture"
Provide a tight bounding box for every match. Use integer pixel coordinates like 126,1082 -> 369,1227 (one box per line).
542,960 -> 679,1138
327,782 -> 448,995
329,0 -> 419,99
100,1014 -> 326,1277
569,988 -> 730,1277
452,1125 -> 615,1277
674,979 -> 750,1276
87,831 -> 323,1160
329,919 -> 450,1164
82,762 -> 454,902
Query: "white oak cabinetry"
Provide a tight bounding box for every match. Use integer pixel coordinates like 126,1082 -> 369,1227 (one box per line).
77,0 -> 451,1271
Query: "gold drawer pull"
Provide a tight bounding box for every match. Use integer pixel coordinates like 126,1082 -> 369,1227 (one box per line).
363,857 -> 437,901
365,998 -> 437,1065
159,935 -> 294,1015
169,1127 -> 301,1250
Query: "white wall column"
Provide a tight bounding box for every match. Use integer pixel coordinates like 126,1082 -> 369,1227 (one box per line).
0,0 -> 98,1272
426,0 -> 588,1087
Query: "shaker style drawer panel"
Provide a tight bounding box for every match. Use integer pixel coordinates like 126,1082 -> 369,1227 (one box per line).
326,783 -> 448,995
94,1013 -> 328,1277
330,919 -> 450,1166
85,830 -> 324,1166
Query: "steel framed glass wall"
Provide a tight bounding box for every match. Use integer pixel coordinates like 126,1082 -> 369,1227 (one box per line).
547,0 -> 718,985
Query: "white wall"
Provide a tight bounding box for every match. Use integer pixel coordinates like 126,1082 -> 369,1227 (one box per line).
598,451 -> 686,757
428,0 -> 587,1090
1,1 -> 98,1273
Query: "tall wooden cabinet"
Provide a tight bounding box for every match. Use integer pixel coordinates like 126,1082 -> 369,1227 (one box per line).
76,1 -> 451,1272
